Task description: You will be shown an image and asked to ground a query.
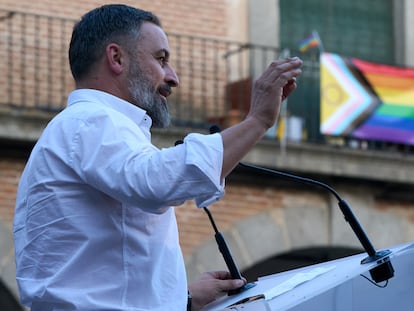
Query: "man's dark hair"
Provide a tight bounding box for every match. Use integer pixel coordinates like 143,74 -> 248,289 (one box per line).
69,4 -> 161,81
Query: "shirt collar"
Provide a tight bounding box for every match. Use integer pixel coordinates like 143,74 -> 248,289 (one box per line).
67,89 -> 152,130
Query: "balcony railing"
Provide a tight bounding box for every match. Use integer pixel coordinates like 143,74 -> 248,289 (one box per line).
1,10 -> 411,153
0,10 -> 321,137
0,10 -> 73,112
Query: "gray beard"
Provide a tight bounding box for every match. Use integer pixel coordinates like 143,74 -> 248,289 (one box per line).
128,67 -> 171,128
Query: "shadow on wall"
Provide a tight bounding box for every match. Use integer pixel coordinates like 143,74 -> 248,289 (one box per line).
0,278 -> 23,311
242,246 -> 363,282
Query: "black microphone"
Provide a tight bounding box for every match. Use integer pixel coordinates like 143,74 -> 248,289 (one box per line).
174,136 -> 255,295
204,207 -> 256,295
210,125 -> 394,284
238,162 -> 394,283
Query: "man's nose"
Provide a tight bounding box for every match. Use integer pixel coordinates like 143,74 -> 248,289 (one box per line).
165,64 -> 179,87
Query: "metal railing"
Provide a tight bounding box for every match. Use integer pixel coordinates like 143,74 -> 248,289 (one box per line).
2,9 -> 411,153
0,10 -> 321,138
0,10 -> 73,111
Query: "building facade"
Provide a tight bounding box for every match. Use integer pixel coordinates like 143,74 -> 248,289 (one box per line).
1,0 -> 414,307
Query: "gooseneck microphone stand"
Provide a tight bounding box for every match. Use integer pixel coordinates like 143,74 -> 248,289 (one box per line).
208,124 -> 393,284
174,136 -> 255,295
204,207 -> 257,295
238,161 -> 394,284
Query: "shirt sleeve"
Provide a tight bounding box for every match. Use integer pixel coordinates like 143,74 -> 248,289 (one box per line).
68,110 -> 225,213
182,133 -> 225,208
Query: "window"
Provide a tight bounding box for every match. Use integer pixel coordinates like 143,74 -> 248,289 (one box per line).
279,0 -> 394,64
278,0 -> 394,142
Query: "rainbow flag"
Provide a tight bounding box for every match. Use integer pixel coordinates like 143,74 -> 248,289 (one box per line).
320,53 -> 379,136
320,52 -> 414,145
351,58 -> 414,145
298,32 -> 320,52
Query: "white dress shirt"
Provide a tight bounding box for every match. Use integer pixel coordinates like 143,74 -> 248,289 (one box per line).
14,89 -> 225,310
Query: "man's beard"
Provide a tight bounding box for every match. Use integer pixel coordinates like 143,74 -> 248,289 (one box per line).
128,63 -> 171,128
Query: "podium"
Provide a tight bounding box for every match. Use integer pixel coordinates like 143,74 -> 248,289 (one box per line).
202,242 -> 414,310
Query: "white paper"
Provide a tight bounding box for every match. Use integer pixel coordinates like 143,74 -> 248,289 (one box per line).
263,265 -> 336,300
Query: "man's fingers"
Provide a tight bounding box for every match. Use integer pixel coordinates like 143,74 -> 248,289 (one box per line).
218,279 -> 245,292
262,57 -> 302,82
282,79 -> 297,100
254,57 -> 302,96
209,270 -> 231,280
247,56 -> 302,129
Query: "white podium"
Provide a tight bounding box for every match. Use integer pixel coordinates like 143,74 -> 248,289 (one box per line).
202,242 -> 414,311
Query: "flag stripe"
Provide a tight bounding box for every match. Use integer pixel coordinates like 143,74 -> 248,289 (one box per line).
350,57 -> 414,145
353,58 -> 414,78
377,104 -> 414,118
362,74 -> 414,90
374,88 -> 414,105
353,125 -> 414,144
363,114 -> 414,130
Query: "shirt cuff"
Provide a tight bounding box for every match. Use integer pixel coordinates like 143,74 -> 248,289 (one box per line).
195,186 -> 224,208
184,132 -> 225,208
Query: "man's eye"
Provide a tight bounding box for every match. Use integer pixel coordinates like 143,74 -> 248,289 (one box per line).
159,57 -> 168,66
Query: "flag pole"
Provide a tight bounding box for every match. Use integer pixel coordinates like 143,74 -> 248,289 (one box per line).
279,48 -> 290,159
312,30 -> 325,53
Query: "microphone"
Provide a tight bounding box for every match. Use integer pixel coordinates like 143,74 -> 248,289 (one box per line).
174,136 -> 255,295
209,125 -> 394,284
204,207 -> 256,295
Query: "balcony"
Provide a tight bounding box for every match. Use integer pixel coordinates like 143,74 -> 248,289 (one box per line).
1,10 -> 414,185
0,10 -> 318,137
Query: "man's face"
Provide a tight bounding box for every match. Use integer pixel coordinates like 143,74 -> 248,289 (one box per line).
127,22 -> 179,128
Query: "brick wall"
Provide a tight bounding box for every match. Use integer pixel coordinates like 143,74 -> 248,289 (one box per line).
0,159 -> 25,229
0,158 -> 25,299
176,182 -> 287,257
0,0 -> 238,121
0,0 -> 229,37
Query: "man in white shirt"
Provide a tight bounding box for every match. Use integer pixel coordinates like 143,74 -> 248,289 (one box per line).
14,4 -> 302,311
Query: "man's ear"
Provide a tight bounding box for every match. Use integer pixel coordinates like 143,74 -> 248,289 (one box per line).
106,43 -> 125,75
